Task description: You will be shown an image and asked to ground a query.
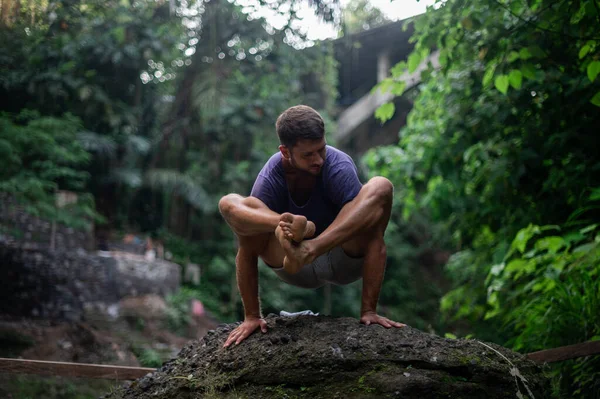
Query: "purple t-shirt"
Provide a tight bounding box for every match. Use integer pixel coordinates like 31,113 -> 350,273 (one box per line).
250,145 -> 363,236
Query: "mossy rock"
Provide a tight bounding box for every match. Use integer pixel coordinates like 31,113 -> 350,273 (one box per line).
104,315 -> 550,398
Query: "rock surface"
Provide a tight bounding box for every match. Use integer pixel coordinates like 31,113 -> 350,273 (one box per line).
105,315 -> 550,399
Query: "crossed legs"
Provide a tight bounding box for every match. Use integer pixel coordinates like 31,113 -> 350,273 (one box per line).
218,176 -> 405,346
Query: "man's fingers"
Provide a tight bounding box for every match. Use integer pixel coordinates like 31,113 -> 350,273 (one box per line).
235,331 -> 248,345
380,319 -> 392,328
361,314 -> 406,329
224,326 -> 245,347
260,321 -> 268,333
224,333 -> 236,347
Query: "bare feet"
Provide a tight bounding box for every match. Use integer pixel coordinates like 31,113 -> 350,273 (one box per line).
278,213 -> 315,242
275,213 -> 316,274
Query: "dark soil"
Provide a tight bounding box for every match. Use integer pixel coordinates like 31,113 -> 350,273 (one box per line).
105,315 -> 551,399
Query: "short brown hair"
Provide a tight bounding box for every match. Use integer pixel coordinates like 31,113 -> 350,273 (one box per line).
276,105 -> 324,148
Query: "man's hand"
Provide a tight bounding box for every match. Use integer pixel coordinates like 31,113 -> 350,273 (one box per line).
223,317 -> 267,348
360,311 -> 406,328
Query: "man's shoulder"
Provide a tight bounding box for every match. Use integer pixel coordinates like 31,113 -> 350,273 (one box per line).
326,145 -> 356,166
259,152 -> 283,175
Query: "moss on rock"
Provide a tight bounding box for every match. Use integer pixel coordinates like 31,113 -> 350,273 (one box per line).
103,315 -> 550,399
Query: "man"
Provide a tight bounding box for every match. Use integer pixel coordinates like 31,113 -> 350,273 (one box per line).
218,105 -> 405,347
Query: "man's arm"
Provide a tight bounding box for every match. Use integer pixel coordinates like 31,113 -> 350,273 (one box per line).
358,237 -> 404,328
224,241 -> 268,347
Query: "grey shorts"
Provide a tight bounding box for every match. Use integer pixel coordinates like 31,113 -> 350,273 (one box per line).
269,247 -> 364,289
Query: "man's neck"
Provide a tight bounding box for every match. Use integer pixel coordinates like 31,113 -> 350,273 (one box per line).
282,157 -> 317,206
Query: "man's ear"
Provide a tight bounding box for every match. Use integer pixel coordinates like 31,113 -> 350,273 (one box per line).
279,145 -> 291,160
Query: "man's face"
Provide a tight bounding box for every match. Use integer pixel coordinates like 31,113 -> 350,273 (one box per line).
281,138 -> 327,176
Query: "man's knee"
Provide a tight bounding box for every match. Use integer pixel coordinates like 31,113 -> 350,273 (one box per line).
366,176 -> 394,205
218,194 -> 240,218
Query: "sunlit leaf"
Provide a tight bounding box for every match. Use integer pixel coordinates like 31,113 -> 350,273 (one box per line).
587,61 -> 600,82
534,236 -> 565,254
508,51 -> 520,63
375,102 -> 395,123
505,259 -> 527,274
391,81 -> 407,96
407,52 -> 422,74
580,224 -> 598,234
519,48 -> 532,60
390,61 -> 407,78
591,91 -> 600,107
579,43 -> 591,59
371,78 -> 394,95
444,332 -> 457,339
483,63 -> 496,87
512,225 -> 541,253
509,70 -> 522,89
494,74 -> 509,94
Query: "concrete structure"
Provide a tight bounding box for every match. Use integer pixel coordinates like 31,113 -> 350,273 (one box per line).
332,18 -> 439,157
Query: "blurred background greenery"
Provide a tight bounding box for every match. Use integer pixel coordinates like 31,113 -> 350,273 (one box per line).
1,0 -> 599,397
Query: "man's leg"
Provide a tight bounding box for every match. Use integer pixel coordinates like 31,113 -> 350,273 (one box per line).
279,176 -> 394,268
219,194 -> 280,237
278,176 -> 405,328
218,194 -> 316,346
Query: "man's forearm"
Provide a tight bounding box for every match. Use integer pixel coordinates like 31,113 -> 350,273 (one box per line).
360,240 -> 387,315
361,262 -> 385,314
236,251 -> 262,318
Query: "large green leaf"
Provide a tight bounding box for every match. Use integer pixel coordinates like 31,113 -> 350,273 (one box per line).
407,52 -> 422,74
509,70 -> 522,89
375,102 -> 395,123
579,43 -> 591,59
587,61 -> 600,82
534,236 -> 566,254
494,74 -> 509,94
591,91 -> 600,107
521,63 -> 537,80
519,48 -> 532,60
482,63 -> 496,87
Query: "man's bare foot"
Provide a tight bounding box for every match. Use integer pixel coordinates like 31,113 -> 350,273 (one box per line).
275,224 -> 315,274
278,213 -> 315,243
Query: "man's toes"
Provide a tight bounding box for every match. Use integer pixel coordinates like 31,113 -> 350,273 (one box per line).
280,213 -> 294,223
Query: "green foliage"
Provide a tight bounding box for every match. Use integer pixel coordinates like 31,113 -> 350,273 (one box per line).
483,214 -> 600,396
0,110 -> 99,229
136,347 -> 164,368
341,0 -> 391,35
165,286 -> 200,333
1,0 -> 343,330
0,374 -> 113,399
365,0 -> 600,397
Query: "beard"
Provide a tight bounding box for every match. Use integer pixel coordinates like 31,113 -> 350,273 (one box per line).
289,157 -> 322,176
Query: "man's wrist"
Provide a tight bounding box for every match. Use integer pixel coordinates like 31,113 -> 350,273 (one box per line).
245,312 -> 262,320
360,308 -> 376,316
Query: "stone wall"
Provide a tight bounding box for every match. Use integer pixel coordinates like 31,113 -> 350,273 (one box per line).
0,241 -> 181,321
0,194 -> 93,251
